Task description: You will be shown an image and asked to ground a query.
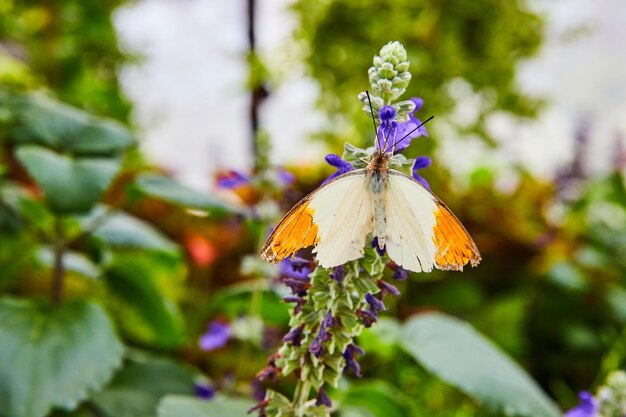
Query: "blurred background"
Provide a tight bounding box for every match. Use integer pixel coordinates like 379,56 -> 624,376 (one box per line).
2,0 -> 626,416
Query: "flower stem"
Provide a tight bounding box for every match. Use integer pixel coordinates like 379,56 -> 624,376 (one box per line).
294,379 -> 311,417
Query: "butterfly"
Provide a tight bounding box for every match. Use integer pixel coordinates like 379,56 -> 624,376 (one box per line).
260,110 -> 480,273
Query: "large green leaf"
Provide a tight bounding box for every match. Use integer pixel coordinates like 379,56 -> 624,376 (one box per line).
92,353 -> 196,417
0,297 -> 124,417
4,93 -> 134,155
157,395 -> 254,417
104,254 -> 185,348
15,145 -> 120,214
91,210 -> 179,254
339,381 -> 412,417
401,312 -> 560,417
135,174 -> 246,216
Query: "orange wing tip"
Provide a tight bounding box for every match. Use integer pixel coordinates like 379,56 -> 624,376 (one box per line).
432,204 -> 481,271
260,203 -> 319,263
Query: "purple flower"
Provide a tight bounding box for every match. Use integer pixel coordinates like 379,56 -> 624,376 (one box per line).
323,154 -> 354,184
356,309 -> 378,328
412,156 -> 432,189
322,311 -> 336,328
377,106 -> 398,150
283,295 -> 305,312
216,170 -> 249,189
392,265 -> 408,281
282,324 -> 305,347
316,388 -> 333,407
277,168 -> 295,186
309,311 -> 335,357
279,257 -> 312,280
330,265 -> 345,283
280,257 -> 312,297
343,344 -> 365,377
377,280 -> 400,297
195,382 -> 216,400
199,321 -> 231,351
256,354 -> 281,383
365,293 -> 386,314
564,392 -> 598,417
372,237 -> 386,257
376,98 -> 428,153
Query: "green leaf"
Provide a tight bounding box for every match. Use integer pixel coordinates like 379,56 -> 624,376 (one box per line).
339,380 -> 412,417
0,297 -> 124,417
400,312 -> 560,417
15,145 -> 120,214
136,174 -> 246,216
157,395 -> 254,417
92,353 -> 196,417
104,255 -> 185,348
90,210 -> 178,254
4,93 -> 134,155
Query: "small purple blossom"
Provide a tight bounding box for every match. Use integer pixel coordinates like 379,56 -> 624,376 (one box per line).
377,106 -> 398,150
365,293 -> 386,314
279,258 -> 312,296
277,168 -> 295,186
377,280 -> 400,297
217,170 -> 249,189
393,265 -> 408,281
356,309 -> 378,328
309,311 -> 335,357
256,354 -> 281,383
343,344 -> 365,377
372,237 -> 386,256
199,321 -> 231,351
323,154 -> 354,184
330,265 -> 345,283
279,257 -> 312,280
283,295 -> 306,315
316,388 -> 333,407
195,382 -> 216,400
282,324 -> 305,347
375,98 -> 428,153
412,156 -> 432,189
322,311 -> 336,328
564,392 -> 598,417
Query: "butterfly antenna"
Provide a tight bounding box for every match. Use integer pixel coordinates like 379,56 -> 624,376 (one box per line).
365,91 -> 382,149
386,115 -> 435,153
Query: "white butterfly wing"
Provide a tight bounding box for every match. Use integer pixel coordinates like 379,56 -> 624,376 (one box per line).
261,170 -> 374,268
309,170 -> 374,267
385,170 -> 480,272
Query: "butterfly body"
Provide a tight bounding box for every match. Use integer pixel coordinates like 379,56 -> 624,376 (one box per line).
261,149 -> 481,273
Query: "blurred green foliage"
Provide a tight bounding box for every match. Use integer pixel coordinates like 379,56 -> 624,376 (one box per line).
293,0 -> 543,149
0,0 -> 130,119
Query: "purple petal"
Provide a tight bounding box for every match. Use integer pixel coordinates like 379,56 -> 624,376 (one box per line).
365,293 -> 386,314
323,154 -> 354,185
412,157 -> 432,190
195,383 -> 216,400
277,168 -> 295,185
413,156 -> 432,170
216,171 -> 249,189
199,321 -> 231,351
411,97 -> 424,112
279,258 -> 312,280
393,266 -> 408,281
316,388 -> 333,407
564,392 -> 598,417
378,280 -> 401,297
378,105 -> 396,123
